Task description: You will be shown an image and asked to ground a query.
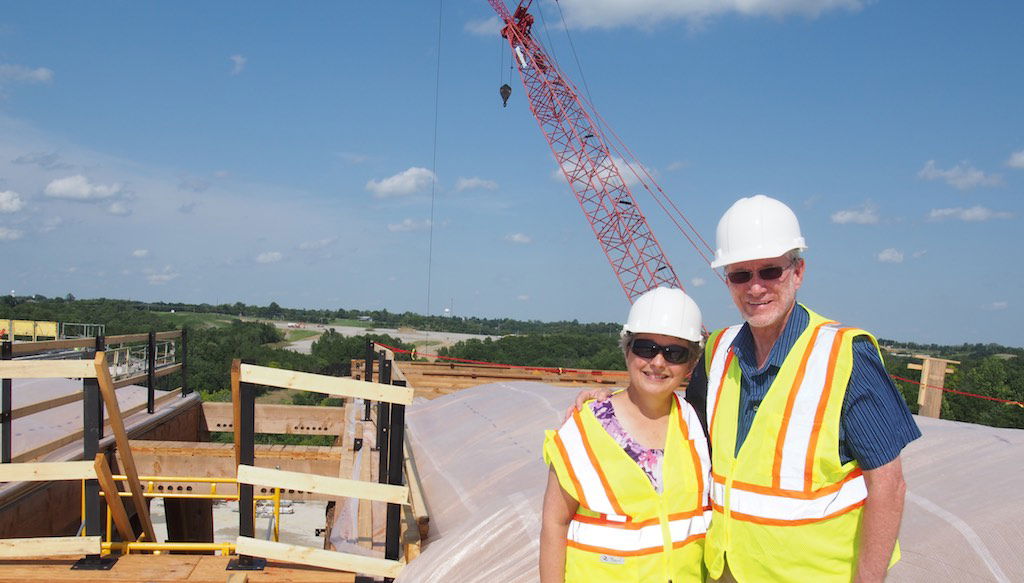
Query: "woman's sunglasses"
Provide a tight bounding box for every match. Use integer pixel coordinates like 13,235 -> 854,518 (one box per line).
630,338 -> 695,364
725,261 -> 795,285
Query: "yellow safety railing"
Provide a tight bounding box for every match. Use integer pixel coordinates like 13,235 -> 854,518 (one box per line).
79,474 -> 283,556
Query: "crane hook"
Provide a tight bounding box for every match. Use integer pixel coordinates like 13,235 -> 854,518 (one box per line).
499,83 -> 512,108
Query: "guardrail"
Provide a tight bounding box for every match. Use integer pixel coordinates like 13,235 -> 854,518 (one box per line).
1,331 -> 189,463
228,359 -> 413,579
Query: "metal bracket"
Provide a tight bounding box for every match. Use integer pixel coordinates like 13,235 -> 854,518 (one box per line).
226,556 -> 267,571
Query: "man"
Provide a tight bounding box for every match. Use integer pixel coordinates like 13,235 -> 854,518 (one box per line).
695,194 -> 920,582
573,194 -> 920,582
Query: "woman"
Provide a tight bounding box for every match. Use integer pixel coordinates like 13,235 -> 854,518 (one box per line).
539,287 -> 711,582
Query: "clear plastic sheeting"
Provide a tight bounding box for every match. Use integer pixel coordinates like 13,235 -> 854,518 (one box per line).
400,382 -> 1024,582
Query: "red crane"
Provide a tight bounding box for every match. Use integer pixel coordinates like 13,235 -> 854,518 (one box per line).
488,0 -> 687,303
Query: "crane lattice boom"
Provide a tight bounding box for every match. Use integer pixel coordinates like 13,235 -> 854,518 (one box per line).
489,0 -> 682,303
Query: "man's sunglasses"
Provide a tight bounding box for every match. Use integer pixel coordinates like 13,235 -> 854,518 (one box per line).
630,338 -> 695,365
725,261 -> 794,285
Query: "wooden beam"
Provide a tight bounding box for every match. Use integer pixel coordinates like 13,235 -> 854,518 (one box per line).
110,333 -> 150,344
237,465 -> 408,505
202,402 -> 345,435
239,364 -> 413,405
0,461 -> 94,482
0,360 -> 97,379
94,352 -> 158,543
235,536 -> 403,578
11,392 -> 84,420
225,573 -> 249,583
10,338 -> 95,355
93,454 -> 137,542
0,536 -> 102,557
231,359 -> 242,470
403,439 -> 429,541
155,330 -> 182,341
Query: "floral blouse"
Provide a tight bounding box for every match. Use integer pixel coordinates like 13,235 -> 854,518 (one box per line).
590,399 -> 665,493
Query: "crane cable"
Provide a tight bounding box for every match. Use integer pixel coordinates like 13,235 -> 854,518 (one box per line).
425,0 -> 444,319
546,0 -> 722,283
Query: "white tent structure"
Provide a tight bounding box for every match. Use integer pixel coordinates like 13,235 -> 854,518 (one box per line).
399,382 -> 1023,582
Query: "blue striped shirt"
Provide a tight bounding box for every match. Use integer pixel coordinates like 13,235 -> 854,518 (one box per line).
686,304 -> 920,470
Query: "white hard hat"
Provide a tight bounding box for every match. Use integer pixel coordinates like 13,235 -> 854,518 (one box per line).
709,194 -> 807,268
621,287 -> 702,343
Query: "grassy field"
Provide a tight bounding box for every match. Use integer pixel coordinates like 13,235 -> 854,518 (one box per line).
155,311 -> 238,329
285,329 -> 321,342
328,318 -> 373,328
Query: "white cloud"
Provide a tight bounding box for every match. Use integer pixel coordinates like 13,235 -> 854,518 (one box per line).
877,248 -> 903,263
555,0 -> 865,29
12,151 -> 70,170
0,190 -> 24,213
516,294 -> 530,301
146,266 -> 179,285
107,201 -> 131,216
178,174 -> 210,192
44,174 -> 122,200
366,167 -> 436,198
982,301 -> 1008,311
831,202 -> 879,225
132,249 -> 149,258
912,250 -> 927,259
464,16 -> 503,36
337,152 -> 369,165
0,227 -> 23,241
1007,150 -> 1024,169
229,54 -> 247,76
256,251 -> 283,264
927,206 -> 1014,222
691,277 -> 706,287
298,236 -> 337,251
553,156 -> 651,188
666,160 -> 689,172
505,232 -> 532,244
387,218 -> 431,233
917,160 -> 1001,190
39,216 -> 62,233
455,177 -> 498,192
0,63 -> 54,84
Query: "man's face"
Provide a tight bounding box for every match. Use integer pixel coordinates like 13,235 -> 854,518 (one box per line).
724,254 -> 804,331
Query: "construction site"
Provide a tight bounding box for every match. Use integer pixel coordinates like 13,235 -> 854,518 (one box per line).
1,1 -> 1022,582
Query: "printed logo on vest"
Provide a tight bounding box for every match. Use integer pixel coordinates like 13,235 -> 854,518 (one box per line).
599,554 -> 625,565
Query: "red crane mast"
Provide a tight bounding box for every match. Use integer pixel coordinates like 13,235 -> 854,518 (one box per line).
488,0 -> 683,303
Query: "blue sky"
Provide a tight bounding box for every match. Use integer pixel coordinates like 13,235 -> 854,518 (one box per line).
0,0 -> 1021,346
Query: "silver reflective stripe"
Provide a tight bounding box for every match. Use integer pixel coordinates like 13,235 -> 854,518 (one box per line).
557,414 -> 626,520
777,323 -> 842,491
705,325 -> 742,431
568,515 -> 708,552
711,474 -> 867,522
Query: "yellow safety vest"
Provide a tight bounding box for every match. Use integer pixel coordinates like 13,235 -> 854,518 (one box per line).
702,306 -> 899,582
543,393 -> 711,582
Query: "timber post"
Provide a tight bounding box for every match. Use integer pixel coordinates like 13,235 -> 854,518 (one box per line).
908,355 -> 960,418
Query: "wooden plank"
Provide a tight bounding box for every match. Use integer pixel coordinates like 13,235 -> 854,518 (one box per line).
11,392 -> 84,420
92,454 -> 136,542
239,365 -> 413,406
109,333 -> 149,344
9,338 -> 94,355
237,465 -> 408,505
231,359 -> 242,470
94,352 -> 158,543
202,402 -> 345,436
0,536 -> 101,557
0,461 -> 94,482
0,360 -> 97,379
403,439 -> 429,541
154,330 -> 182,341
225,573 -> 249,583
235,537 -> 403,578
